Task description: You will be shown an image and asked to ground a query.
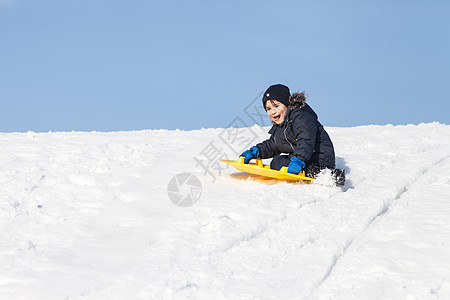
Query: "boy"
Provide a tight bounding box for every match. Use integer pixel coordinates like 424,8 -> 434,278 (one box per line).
240,84 -> 345,185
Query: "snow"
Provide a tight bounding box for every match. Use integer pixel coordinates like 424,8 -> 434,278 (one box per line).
1,123 -> 450,299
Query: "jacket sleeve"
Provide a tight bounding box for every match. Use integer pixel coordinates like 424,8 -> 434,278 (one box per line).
291,109 -> 317,162
256,133 -> 280,159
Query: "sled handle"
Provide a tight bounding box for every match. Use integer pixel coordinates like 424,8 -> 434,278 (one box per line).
238,156 -> 263,167
280,166 -> 307,177
255,158 -> 263,168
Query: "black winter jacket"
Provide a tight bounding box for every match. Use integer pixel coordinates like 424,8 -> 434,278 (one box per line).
256,103 -> 335,169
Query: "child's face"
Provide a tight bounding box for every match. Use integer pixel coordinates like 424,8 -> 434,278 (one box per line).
265,100 -> 288,125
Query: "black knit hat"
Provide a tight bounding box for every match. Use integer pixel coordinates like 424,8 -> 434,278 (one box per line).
262,84 -> 291,110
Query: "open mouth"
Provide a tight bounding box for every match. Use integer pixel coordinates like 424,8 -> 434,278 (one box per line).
272,114 -> 281,122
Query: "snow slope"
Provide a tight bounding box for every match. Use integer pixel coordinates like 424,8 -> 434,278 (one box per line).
1,123 -> 450,299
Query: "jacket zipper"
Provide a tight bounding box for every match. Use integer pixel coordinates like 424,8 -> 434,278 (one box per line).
284,120 -> 295,152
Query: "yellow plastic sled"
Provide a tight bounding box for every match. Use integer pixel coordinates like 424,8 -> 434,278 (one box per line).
220,157 -> 314,182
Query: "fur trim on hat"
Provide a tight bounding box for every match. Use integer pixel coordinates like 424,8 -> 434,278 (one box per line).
288,92 -> 307,110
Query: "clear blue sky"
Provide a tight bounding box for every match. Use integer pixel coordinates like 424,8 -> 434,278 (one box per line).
1,0 -> 449,132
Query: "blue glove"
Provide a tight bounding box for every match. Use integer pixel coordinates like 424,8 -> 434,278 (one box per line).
287,156 -> 306,175
240,146 -> 260,164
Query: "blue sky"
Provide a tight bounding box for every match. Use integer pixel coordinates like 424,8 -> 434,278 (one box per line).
1,0 -> 449,132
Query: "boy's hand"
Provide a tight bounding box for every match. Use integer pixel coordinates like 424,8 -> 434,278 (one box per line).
240,146 -> 260,164
287,156 -> 305,175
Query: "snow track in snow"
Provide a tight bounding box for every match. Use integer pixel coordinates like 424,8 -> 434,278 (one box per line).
311,155 -> 450,299
312,154 -> 450,296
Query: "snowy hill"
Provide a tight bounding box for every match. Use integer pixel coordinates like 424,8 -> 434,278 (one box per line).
1,123 -> 450,299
